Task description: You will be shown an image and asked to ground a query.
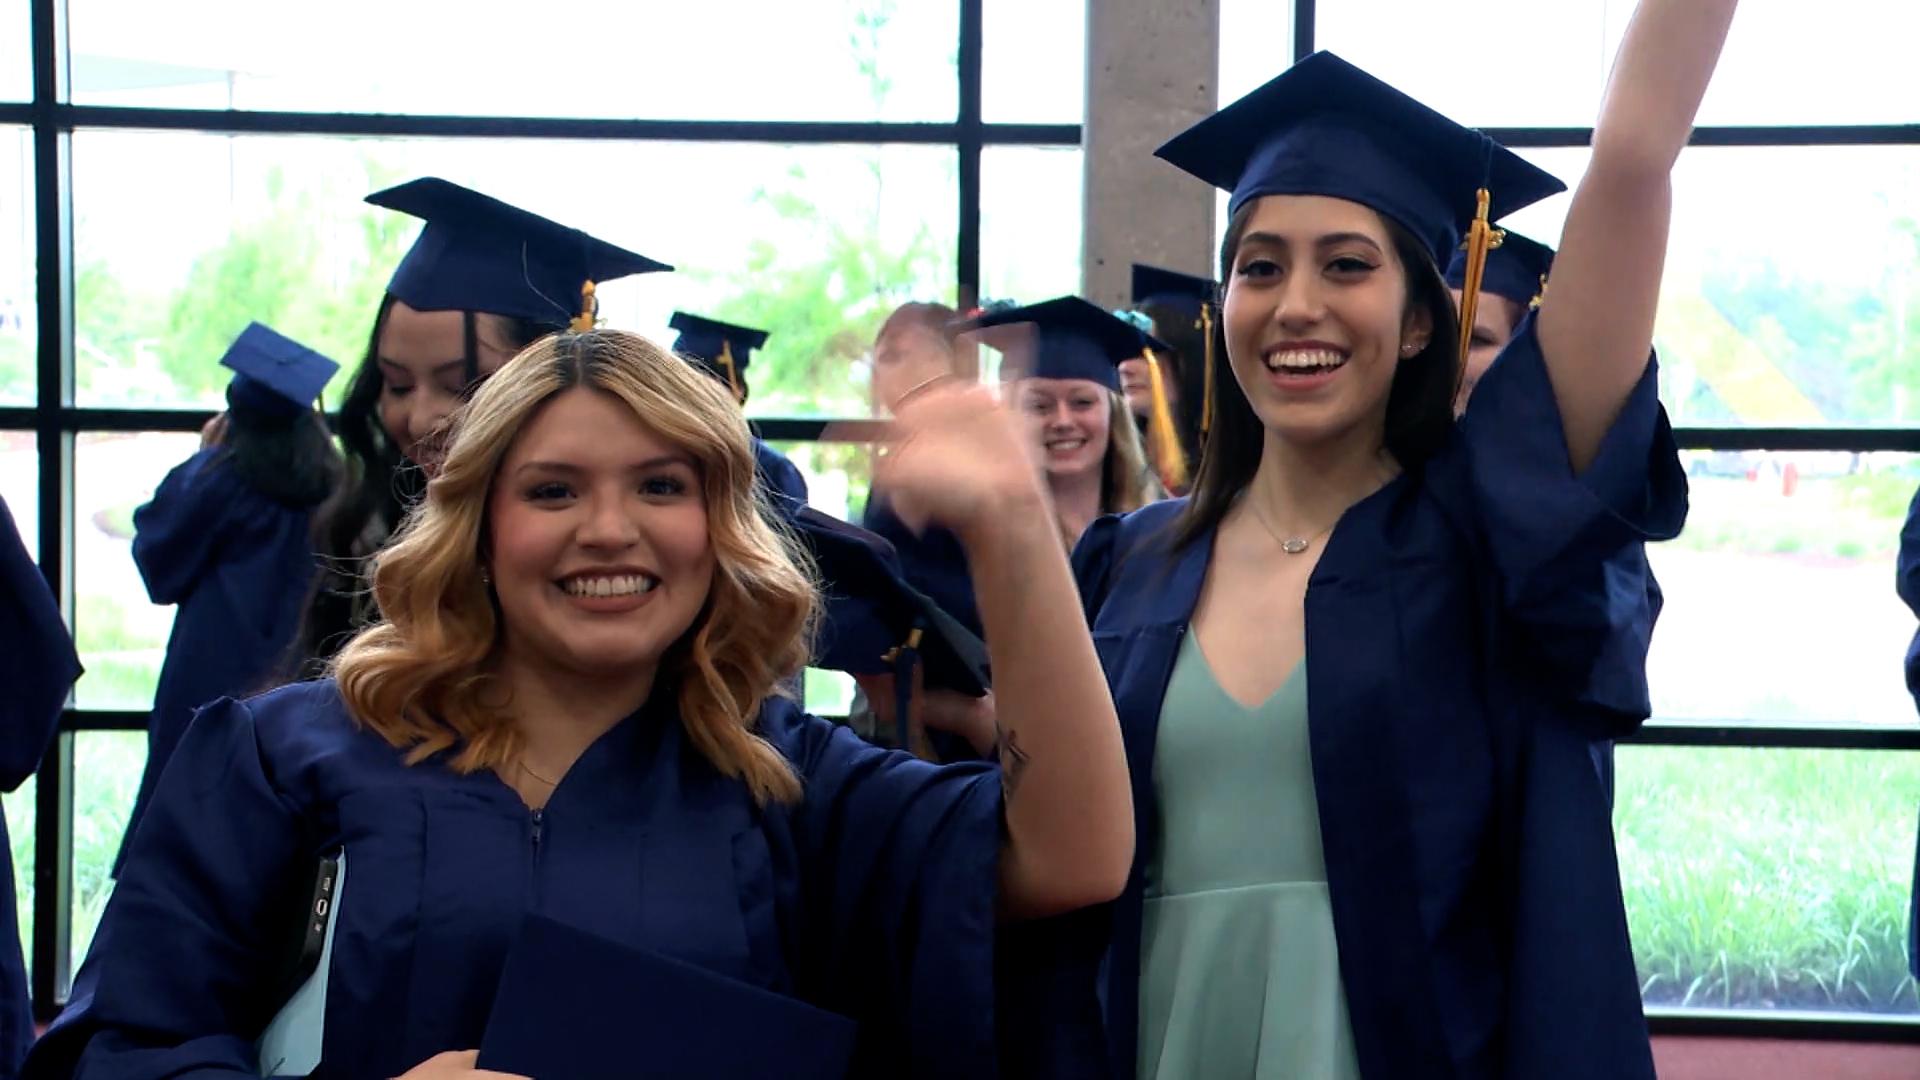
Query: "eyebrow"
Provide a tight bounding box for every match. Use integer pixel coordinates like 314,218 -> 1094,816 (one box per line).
512,454 -> 696,476
378,357 -> 469,377
1238,230 -> 1385,254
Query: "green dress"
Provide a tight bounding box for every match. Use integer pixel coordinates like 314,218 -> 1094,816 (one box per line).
1137,633 -> 1362,1079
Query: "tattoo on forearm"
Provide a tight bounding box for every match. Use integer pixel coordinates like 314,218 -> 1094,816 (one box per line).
999,728 -> 1031,799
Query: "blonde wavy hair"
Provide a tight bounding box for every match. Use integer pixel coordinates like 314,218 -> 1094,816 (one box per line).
331,330 -> 815,805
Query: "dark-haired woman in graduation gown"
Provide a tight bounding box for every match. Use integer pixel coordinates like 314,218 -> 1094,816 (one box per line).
1073,3 -> 1736,1077
26,328 -> 1129,1079
114,325 -> 341,875
0,495 -> 82,1073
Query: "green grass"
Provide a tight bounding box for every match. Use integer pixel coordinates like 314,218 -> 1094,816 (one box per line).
1616,746 -> 1920,1013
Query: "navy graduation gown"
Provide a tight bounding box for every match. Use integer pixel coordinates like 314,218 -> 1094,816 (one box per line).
1072,321 -> 1685,1080
1897,485 -> 1920,979
27,678 -> 1027,1080
862,497 -> 982,640
115,449 -> 321,875
755,438 -> 810,508
0,495 -> 81,1073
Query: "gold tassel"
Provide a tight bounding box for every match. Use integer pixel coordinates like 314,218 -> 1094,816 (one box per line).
1528,272 -> 1549,311
569,280 -> 597,334
718,340 -> 744,403
1199,302 -> 1216,443
1453,189 -> 1505,365
1142,347 -> 1189,492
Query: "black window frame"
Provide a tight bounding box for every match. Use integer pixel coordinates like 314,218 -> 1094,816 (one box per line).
11,0 -> 1920,1042
8,0 -> 1086,1018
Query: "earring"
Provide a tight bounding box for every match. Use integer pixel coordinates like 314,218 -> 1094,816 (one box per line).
480,567 -> 492,585
1400,342 -> 1419,356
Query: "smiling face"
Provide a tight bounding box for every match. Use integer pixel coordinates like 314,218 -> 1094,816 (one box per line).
1014,376 -> 1111,484
485,387 -> 715,684
376,302 -> 527,476
1221,194 -> 1431,449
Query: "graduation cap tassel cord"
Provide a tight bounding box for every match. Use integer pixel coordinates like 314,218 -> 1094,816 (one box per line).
1142,348 -> 1190,492
718,341 -> 743,402
570,280 -> 598,334
1453,187 -> 1505,373
1199,303 -> 1216,443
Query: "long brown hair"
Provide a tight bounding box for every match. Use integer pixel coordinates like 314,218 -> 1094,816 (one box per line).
332,330 -> 814,805
1171,201 -> 1461,552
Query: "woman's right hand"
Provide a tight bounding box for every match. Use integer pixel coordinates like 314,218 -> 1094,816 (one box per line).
393,1049 -> 530,1080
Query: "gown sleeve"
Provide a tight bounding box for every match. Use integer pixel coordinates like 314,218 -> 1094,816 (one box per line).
0,495 -> 77,789
774,708 -> 1006,1079
131,451 -> 245,607
1441,317 -> 1689,727
24,697 -> 314,1080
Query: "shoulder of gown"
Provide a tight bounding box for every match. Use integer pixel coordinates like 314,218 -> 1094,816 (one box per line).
26,689 -> 327,1078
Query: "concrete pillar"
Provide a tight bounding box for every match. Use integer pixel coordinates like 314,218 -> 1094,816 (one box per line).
1081,0 -> 1221,308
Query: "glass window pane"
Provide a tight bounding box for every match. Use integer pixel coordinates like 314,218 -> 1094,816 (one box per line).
1,4 -> 25,102
981,147 -> 1083,304
0,432 -> 34,562
72,731 -> 142,966
73,431 -> 197,711
1649,451 -> 1919,728
5,776 -> 34,985
1617,745 -> 1920,1015
2,125 -> 31,406
1218,0 -> 1296,104
67,0 -> 957,121
983,0 -> 1084,123
1497,146 -> 1920,429
1315,0 -> 1920,127
73,132 -> 956,416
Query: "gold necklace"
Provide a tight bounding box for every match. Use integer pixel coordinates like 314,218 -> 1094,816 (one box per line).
519,758 -> 561,787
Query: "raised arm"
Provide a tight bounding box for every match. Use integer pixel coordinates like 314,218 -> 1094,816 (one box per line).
872,386 -> 1133,920
1537,0 -> 1740,471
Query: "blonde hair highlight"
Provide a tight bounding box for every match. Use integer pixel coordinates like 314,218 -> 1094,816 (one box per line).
332,330 -> 813,805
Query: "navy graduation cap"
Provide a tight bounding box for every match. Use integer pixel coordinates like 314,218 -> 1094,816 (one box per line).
1131,264 -> 1218,319
669,312 -> 768,402
218,322 -> 339,418
791,507 -> 990,747
1447,228 -> 1556,309
366,177 -> 671,325
1155,52 -> 1565,269
956,295 -> 1170,391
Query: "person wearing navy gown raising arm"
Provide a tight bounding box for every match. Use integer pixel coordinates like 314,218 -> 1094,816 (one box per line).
114,324 -> 341,877
1073,1 -> 1739,1074
26,308 -> 1130,1078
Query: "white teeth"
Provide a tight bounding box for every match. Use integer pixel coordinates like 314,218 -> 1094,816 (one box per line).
1265,349 -> 1346,371
560,574 -> 656,598
1046,439 -> 1087,451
